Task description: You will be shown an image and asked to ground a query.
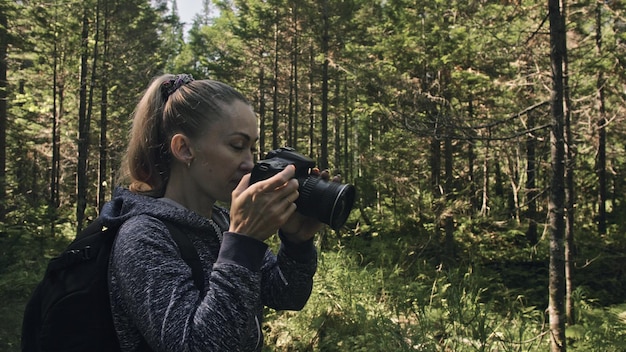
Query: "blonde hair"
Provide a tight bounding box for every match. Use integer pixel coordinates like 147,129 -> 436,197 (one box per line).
120,74 -> 250,197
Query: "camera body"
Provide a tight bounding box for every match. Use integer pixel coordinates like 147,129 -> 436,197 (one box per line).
250,147 -> 355,230
249,147 -> 316,185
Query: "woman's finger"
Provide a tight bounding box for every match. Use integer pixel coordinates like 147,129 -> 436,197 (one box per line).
253,165 -> 296,192
232,174 -> 251,197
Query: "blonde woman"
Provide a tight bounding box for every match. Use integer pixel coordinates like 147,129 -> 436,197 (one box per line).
102,74 -> 325,351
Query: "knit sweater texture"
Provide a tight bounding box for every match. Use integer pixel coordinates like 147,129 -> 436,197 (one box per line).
101,188 -> 317,352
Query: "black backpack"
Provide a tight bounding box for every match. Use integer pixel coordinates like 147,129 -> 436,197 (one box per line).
21,218 -> 204,352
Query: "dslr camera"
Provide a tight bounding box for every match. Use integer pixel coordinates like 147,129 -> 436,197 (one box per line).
249,147 -> 356,230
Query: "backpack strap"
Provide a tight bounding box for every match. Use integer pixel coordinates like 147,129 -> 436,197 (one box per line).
162,221 -> 205,293
46,218 -> 110,273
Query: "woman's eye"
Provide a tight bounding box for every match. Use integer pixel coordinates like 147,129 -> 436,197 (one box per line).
231,144 -> 244,151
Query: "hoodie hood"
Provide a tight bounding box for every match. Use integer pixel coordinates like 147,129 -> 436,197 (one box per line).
99,187 -> 229,233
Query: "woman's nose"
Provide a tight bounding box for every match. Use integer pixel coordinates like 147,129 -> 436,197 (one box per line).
241,154 -> 254,172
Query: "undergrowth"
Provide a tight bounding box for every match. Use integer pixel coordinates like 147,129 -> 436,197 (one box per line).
263,250 -> 551,351
262,216 -> 626,351
1,209 -> 625,351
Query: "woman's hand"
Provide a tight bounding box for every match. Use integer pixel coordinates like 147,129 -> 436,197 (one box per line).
229,165 -> 300,242
280,170 -> 341,243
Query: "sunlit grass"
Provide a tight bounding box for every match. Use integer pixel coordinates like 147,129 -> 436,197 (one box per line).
1,213 -> 624,352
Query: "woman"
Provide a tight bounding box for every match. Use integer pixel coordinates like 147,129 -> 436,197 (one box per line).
100,74 -> 324,351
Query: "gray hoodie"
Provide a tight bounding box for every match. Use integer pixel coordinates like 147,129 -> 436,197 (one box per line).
101,188 -> 317,352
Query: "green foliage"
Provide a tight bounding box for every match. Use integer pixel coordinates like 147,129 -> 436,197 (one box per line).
263,242 -> 551,351
263,249 -> 414,351
3,0 -> 626,350
405,267 -> 547,351
566,296 -> 626,351
0,204 -> 73,352
261,224 -> 626,351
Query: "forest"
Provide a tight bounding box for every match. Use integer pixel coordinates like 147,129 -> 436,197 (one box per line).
1,0 -> 626,351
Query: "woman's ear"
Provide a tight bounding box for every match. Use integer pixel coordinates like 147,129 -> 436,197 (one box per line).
170,133 -> 194,166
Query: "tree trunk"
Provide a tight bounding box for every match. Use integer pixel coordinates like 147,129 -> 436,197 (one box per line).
87,0 -> 100,213
57,82 -> 65,206
98,0 -> 109,211
308,43 -> 315,158
50,10 -> 60,235
343,81 -> 350,181
481,129 -> 490,217
431,137 -> 441,197
595,3 -> 607,236
258,65 -> 266,155
272,19 -> 279,150
430,122 -> 442,244
0,7 -> 7,221
319,0 -> 329,170
444,131 -> 455,257
287,46 -> 294,148
334,79 -> 341,171
76,7 -> 91,233
467,97 -> 479,212
292,3 -> 299,151
526,111 -> 538,245
563,0 -> 575,326
548,0 -> 567,349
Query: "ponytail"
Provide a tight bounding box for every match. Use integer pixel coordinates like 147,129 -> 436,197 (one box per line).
121,74 -> 175,196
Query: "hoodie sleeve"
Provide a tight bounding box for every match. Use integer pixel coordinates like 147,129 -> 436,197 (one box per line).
259,231 -> 318,311
109,215 -> 268,352
211,205 -> 318,312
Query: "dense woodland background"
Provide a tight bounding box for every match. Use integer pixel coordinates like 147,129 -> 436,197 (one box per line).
1,0 -> 626,351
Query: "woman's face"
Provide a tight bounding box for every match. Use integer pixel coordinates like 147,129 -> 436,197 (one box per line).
189,100 -> 258,203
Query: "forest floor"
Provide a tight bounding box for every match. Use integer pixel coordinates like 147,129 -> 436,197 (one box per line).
2,223 -> 626,351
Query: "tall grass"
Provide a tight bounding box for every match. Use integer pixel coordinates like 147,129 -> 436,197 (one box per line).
1,209 -> 625,351
263,233 -> 626,351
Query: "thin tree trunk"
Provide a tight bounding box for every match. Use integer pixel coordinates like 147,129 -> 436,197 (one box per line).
288,48 -> 294,147
49,1 -> 60,235
343,80 -> 350,180
444,132 -> 455,257
548,0 -> 567,349
86,0 -> 100,213
292,3 -> 299,151
481,128 -> 490,216
54,81 -> 65,202
468,97 -> 479,212
52,0 -> 64,211
431,123 -> 442,242
443,71 -> 455,256
308,43 -> 314,158
595,3 -> 607,236
0,7 -> 7,221
76,7 -> 91,233
431,137 -> 441,198
526,111 -> 538,244
319,0 -> 329,169
98,0 -> 110,212
562,0 -> 575,326
272,19 -> 279,150
334,79 -> 341,171
57,82 -> 64,204
468,136 -> 477,211
258,65 -> 266,155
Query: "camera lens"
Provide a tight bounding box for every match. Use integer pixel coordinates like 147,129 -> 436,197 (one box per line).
296,176 -> 356,230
